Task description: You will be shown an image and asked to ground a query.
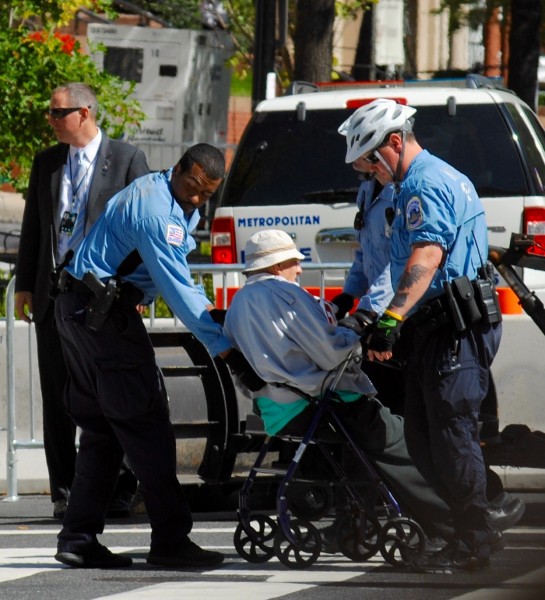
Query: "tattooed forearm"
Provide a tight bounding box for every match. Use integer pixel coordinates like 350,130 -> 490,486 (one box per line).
391,264 -> 433,310
390,291 -> 408,310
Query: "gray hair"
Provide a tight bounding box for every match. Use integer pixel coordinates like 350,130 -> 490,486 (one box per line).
52,83 -> 98,119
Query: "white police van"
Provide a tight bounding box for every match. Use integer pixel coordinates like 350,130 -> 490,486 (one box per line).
211,78 -> 545,306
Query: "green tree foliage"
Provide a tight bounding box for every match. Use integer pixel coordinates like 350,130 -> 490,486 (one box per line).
124,0 -> 202,29
0,0 -> 145,194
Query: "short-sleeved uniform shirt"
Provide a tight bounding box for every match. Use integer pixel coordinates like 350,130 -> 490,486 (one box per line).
67,168 -> 231,357
390,150 -> 488,312
344,178 -> 395,314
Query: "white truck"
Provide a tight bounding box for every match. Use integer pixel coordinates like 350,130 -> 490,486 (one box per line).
87,23 -> 232,171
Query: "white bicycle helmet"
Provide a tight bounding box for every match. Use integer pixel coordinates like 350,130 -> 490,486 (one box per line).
342,99 -> 417,163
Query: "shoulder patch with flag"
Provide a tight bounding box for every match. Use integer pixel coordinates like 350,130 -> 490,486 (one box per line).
166,224 -> 185,246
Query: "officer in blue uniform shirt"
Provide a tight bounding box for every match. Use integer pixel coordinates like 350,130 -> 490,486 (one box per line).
332,117 -> 403,415
344,99 -> 504,571
333,176 -> 395,318
52,144 -> 254,570
332,114 -> 396,322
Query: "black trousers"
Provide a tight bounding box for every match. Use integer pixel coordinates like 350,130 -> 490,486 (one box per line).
54,291 -> 192,553
35,304 -> 76,503
280,396 -> 455,541
35,303 -> 137,504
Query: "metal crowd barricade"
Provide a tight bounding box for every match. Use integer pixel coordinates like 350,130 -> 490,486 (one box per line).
3,262 -> 350,500
4,277 -> 42,501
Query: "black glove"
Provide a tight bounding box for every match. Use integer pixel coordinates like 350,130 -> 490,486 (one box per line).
367,312 -> 403,353
224,349 -> 266,392
209,308 -> 227,325
338,309 -> 376,336
330,292 -> 355,320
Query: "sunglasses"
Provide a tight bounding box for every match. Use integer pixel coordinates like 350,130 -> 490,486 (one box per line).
47,106 -> 90,119
362,152 -> 381,165
360,136 -> 392,165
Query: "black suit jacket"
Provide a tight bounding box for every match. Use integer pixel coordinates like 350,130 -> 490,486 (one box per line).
15,133 -> 149,323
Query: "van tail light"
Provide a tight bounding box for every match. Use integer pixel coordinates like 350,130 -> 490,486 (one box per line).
211,216 -> 237,263
523,207 -> 545,256
345,97 -> 408,109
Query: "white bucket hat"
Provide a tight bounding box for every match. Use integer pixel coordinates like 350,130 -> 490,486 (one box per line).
243,230 -> 305,273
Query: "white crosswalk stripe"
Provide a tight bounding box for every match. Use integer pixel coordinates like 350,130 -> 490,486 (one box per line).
1,527 -> 545,599
0,544 -> 377,598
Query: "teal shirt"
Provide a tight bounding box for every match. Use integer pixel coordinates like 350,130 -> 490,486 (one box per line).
256,389 -> 361,435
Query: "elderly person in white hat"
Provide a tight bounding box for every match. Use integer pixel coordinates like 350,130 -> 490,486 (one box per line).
224,229 -> 456,549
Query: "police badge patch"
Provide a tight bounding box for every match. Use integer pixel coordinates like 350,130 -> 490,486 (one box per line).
166,224 -> 185,246
406,196 -> 424,230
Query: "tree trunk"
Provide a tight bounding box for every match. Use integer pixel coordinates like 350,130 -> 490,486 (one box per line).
293,0 -> 335,82
508,0 -> 541,110
352,5 -> 374,81
483,5 -> 502,77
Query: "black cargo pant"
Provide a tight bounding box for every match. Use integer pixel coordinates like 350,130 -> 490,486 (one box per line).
404,319 -> 502,556
54,289 -> 192,554
35,302 -> 137,506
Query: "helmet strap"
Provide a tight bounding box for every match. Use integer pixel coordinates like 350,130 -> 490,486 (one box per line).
393,129 -> 407,193
376,152 -> 395,181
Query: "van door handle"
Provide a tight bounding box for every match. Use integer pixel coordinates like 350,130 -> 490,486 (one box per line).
316,228 -> 358,244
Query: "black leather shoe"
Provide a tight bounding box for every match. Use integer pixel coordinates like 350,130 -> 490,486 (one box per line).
487,529 -> 505,554
55,542 -> 132,569
53,499 -> 67,520
107,491 -> 134,518
147,537 -> 224,568
320,523 -> 339,554
411,545 -> 490,572
411,530 -> 503,572
487,494 -> 525,531
129,485 -> 147,516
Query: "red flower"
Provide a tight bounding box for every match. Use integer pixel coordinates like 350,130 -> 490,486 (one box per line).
24,31 -> 78,55
27,31 -> 45,43
55,33 -> 76,55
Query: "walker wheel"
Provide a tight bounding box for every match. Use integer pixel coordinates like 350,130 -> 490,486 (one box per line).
234,515 -> 277,563
337,513 -> 380,561
285,481 -> 334,520
273,519 -> 322,569
379,517 -> 426,567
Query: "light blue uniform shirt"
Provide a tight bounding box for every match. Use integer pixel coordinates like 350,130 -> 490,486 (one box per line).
390,150 -> 488,311
67,169 -> 231,357
224,274 -> 376,434
344,179 -> 395,315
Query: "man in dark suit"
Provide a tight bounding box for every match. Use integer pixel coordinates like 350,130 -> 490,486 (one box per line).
14,82 -> 149,519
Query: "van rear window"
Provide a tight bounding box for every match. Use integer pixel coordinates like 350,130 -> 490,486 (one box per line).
220,104 -> 531,208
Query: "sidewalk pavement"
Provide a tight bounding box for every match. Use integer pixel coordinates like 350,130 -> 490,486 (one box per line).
0,475 -> 271,524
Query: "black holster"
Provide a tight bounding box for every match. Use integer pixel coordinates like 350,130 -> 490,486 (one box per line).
82,272 -> 118,332
411,273 -> 502,335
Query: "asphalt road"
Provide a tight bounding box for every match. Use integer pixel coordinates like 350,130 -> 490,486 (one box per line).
1,491 -> 544,600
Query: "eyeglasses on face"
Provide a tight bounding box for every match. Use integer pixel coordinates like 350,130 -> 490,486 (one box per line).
362,151 -> 381,165
47,106 -> 90,119
359,135 -> 392,165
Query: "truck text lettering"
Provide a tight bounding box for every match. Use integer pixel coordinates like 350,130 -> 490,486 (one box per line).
237,216 -> 320,227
